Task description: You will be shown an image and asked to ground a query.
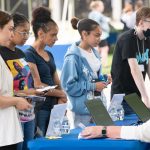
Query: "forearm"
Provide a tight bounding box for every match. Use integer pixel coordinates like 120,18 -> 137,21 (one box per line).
81,121 -> 150,142
0,96 -> 17,108
129,59 -> 149,101
34,82 -> 48,89
131,68 -> 148,101
107,126 -> 121,139
14,88 -> 36,96
63,81 -> 95,97
46,89 -> 66,98
80,126 -> 121,139
147,60 -> 150,79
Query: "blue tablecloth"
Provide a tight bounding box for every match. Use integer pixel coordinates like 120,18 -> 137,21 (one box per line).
28,114 -> 150,150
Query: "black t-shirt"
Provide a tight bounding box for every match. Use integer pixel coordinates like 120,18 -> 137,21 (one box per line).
111,29 -> 150,97
25,46 -> 58,110
0,46 -> 35,121
0,46 -> 33,90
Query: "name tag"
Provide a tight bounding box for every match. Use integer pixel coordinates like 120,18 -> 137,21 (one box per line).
139,64 -> 144,72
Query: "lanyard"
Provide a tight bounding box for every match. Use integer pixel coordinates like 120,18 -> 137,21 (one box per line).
136,37 -> 145,56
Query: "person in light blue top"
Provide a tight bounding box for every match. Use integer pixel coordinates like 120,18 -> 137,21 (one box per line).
88,0 -> 110,67
61,17 -> 111,129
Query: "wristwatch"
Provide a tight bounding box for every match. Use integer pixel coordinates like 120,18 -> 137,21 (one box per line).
101,126 -> 107,138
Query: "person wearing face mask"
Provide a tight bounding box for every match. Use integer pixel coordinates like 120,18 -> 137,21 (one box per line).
111,7 -> 150,115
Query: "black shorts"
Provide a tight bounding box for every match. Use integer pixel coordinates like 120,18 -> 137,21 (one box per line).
99,39 -> 108,47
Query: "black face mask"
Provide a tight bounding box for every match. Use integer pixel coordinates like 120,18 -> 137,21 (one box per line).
143,29 -> 150,38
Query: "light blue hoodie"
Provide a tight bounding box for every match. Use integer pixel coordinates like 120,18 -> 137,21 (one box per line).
61,42 -> 102,115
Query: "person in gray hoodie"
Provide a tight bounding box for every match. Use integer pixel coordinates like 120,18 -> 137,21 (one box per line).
61,17 -> 111,129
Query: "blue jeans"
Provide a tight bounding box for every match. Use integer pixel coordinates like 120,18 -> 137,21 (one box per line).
17,120 -> 35,150
35,110 -> 51,137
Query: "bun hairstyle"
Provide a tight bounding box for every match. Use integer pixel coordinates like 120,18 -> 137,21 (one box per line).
71,17 -> 99,35
32,6 -> 51,25
31,6 -> 57,38
12,12 -> 29,28
71,17 -> 80,30
0,10 -> 12,29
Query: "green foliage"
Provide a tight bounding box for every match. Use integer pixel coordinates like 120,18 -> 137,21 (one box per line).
102,53 -> 113,74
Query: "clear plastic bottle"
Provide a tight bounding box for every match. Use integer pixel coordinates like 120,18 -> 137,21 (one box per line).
87,91 -> 94,100
108,107 -> 118,121
61,116 -> 70,134
116,105 -> 124,120
108,105 -> 124,121
53,118 -> 62,136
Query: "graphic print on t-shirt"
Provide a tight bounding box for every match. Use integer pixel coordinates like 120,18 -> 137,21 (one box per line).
6,58 -> 33,91
0,47 -> 35,122
6,58 -> 35,122
136,48 -> 149,64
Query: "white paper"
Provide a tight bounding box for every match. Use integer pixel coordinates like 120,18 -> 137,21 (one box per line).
78,133 -> 84,139
108,93 -> 125,111
46,103 -> 67,136
36,85 -> 58,92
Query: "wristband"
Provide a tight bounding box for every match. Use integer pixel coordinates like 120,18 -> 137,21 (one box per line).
102,126 -> 107,138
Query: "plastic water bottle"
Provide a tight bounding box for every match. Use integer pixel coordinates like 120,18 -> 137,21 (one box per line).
61,116 -> 70,134
117,105 -> 124,120
53,118 -> 62,136
108,107 -> 118,121
87,91 -> 94,100
108,105 -> 124,121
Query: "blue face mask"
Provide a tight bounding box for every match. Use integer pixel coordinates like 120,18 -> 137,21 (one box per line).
143,29 -> 150,38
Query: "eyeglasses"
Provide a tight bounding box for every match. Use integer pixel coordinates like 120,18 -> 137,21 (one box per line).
14,30 -> 32,37
143,20 -> 150,23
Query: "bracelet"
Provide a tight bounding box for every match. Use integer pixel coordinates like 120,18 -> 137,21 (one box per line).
101,126 -> 107,138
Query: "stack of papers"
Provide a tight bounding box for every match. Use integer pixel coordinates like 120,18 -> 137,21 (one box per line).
36,85 -> 58,92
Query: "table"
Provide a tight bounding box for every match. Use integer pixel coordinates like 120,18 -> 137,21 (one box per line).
28,114 -> 150,150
